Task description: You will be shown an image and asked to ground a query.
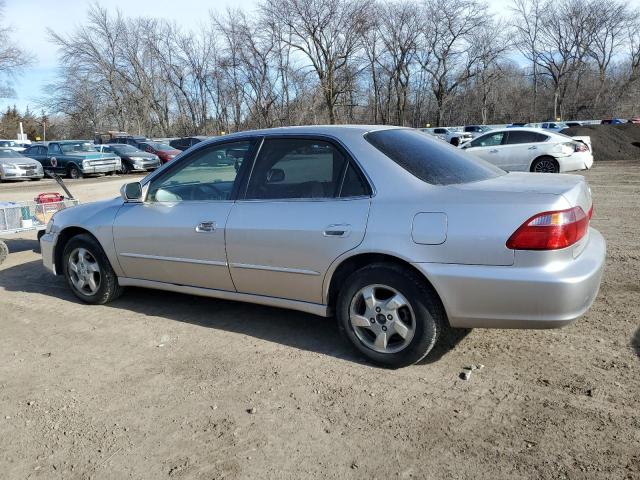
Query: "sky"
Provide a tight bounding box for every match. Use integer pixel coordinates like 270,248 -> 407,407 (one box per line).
2,0 -> 639,114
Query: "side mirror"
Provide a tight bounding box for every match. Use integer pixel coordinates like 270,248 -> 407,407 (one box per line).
266,168 -> 285,183
121,182 -> 143,202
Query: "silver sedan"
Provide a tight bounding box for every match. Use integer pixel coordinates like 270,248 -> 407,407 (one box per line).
40,126 -> 606,367
0,148 -> 44,181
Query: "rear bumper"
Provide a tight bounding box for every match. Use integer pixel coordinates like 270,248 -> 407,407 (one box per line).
414,228 -> 606,329
559,152 -> 593,172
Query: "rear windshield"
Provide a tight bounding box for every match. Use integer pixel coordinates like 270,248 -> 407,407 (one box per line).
365,129 -> 505,185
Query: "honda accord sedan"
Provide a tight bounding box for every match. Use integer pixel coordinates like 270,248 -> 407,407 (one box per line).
40,126 -> 606,367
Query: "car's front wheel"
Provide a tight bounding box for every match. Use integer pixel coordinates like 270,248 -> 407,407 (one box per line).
67,165 -> 83,179
337,263 -> 446,368
62,234 -> 123,304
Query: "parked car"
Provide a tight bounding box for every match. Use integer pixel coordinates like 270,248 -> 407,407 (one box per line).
628,116 -> 640,124
463,125 -> 492,138
460,127 -> 592,173
0,139 -> 26,152
540,122 -> 569,132
97,144 -> 160,174
565,121 -> 582,128
420,128 -> 473,146
169,136 -> 209,151
23,141 -> 121,179
0,148 -> 44,182
601,118 -> 626,125
40,126 -> 605,368
137,141 -> 181,164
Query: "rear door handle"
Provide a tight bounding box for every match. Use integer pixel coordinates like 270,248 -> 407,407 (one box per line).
528,146 -> 538,150
323,224 -> 351,238
489,149 -> 499,153
195,221 -> 216,233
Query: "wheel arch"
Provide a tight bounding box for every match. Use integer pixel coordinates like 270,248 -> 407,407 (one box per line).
324,251 -> 450,325
54,226 -> 101,275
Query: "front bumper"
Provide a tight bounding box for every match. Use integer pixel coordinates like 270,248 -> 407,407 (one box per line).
131,160 -> 160,171
40,231 -> 58,274
82,164 -> 120,174
414,228 -> 606,329
1,168 -> 44,179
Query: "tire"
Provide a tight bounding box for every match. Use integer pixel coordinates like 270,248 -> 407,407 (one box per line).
120,162 -> 131,175
62,233 -> 123,304
68,165 -> 83,179
450,137 -> 460,147
531,156 -> 559,173
0,240 -> 8,265
336,263 -> 446,368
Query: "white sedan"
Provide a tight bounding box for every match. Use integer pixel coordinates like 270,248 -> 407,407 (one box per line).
460,127 -> 593,173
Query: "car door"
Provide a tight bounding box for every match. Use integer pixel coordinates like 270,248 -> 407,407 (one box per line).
463,131 -> 507,168
500,130 -> 547,171
112,139 -> 258,291
46,143 -> 66,174
225,136 -> 372,305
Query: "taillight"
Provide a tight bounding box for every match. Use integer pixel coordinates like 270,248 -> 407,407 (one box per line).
574,141 -> 589,152
506,206 -> 590,250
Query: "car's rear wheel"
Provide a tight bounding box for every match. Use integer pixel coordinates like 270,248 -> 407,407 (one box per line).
67,165 -> 82,179
337,263 -> 446,368
62,234 -> 123,304
531,156 -> 559,173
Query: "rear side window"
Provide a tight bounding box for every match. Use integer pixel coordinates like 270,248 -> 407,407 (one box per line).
366,129 -> 505,186
505,131 -> 547,144
246,139 -> 345,199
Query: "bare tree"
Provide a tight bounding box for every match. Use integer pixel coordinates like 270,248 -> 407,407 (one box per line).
0,0 -> 31,97
261,0 -> 370,124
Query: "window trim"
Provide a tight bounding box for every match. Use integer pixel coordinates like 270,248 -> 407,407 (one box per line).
238,134 -> 373,202
143,137 -> 260,203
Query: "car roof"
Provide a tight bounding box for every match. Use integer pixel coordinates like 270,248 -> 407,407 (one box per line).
202,125 -> 402,141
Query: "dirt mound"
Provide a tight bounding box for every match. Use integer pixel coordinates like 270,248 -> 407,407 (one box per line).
561,123 -> 640,161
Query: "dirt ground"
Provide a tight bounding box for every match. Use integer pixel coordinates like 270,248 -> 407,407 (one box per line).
0,166 -> 638,480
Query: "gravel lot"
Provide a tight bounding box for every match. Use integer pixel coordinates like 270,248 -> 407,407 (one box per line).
0,165 -> 638,479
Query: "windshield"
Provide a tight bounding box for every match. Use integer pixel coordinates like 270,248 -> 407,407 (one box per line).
0,140 -> 17,147
366,128 -> 505,186
60,142 -> 97,153
112,144 -> 140,153
146,142 -> 174,151
0,149 -> 22,158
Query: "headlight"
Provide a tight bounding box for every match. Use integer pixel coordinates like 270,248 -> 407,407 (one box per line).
131,157 -> 143,162
82,160 -> 90,167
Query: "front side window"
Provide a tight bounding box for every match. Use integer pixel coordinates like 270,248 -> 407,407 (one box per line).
147,140 -> 255,202
244,138 -> 360,200
366,128 -> 504,186
469,132 -> 504,148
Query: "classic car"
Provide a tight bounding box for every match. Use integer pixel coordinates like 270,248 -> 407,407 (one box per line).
23,141 -> 121,179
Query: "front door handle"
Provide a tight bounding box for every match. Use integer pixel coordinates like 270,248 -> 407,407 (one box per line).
528,146 -> 538,150
489,149 -> 499,153
323,224 -> 351,238
195,221 -> 216,233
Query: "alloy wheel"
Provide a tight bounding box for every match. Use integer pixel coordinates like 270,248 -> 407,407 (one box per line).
349,284 -> 416,354
68,247 -> 101,296
534,159 -> 558,173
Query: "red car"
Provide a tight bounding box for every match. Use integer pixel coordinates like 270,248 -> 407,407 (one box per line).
630,116 -> 640,124
138,141 -> 181,164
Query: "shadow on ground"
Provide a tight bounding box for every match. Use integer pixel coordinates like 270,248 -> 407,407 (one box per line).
0,259 -> 470,367
0,238 -> 39,254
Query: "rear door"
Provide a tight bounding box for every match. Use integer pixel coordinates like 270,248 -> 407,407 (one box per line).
225,137 -> 371,304
500,131 -> 548,171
